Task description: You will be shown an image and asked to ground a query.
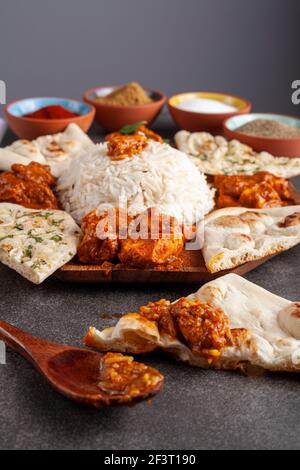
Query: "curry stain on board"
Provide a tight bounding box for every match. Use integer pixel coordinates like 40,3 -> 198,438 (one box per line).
99,313 -> 124,320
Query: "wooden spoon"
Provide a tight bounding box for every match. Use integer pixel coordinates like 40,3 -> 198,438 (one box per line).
0,320 -> 164,408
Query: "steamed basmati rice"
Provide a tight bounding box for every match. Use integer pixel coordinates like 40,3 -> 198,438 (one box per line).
57,141 -> 214,224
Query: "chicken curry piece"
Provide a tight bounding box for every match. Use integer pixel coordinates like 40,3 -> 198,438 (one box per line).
105,125 -> 163,160
139,297 -> 233,362
119,209 -> 184,267
77,208 -> 186,267
77,208 -> 130,264
107,134 -> 149,160
0,162 -> 58,210
214,172 -> 296,209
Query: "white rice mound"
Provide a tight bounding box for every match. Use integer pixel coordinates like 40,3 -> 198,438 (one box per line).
57,141 -> 215,224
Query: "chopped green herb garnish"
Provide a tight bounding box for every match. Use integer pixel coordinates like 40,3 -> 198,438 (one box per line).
16,211 -> 42,219
23,245 -> 33,259
0,234 -> 14,242
120,121 -> 147,135
163,138 -> 170,144
14,223 -> 24,230
31,259 -> 47,270
50,235 -> 63,242
50,219 -> 65,227
42,212 -> 54,219
27,230 -> 43,243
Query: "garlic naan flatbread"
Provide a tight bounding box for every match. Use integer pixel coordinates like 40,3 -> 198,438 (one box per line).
203,205 -> 300,273
0,123 -> 95,177
84,274 -> 300,372
0,203 -> 81,284
175,130 -> 300,178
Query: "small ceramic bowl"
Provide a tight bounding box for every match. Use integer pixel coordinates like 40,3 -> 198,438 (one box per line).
223,113 -> 300,158
168,91 -> 251,134
83,86 -> 166,131
4,97 -> 95,140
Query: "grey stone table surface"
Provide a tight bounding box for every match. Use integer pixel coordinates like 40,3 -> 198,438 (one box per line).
0,118 -> 300,450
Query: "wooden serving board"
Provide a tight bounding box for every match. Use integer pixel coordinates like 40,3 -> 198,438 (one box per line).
55,180 -> 298,284
55,251 -> 275,284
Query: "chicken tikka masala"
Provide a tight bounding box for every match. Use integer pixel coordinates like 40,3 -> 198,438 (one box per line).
214,172 -> 297,209
0,161 -> 58,210
77,208 -> 190,268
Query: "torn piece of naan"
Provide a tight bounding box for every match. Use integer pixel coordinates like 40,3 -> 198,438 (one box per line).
0,146 -> 47,171
84,274 -> 300,373
0,203 -> 81,284
202,205 -> 300,273
0,123 -> 95,177
175,130 -> 300,178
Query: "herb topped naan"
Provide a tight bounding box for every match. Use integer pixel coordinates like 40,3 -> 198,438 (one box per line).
175,130 -> 300,178
0,203 -> 81,283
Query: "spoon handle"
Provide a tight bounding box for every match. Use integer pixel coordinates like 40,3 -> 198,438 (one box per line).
0,320 -> 57,365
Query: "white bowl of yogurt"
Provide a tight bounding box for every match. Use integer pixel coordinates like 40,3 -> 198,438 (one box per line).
168,91 -> 251,134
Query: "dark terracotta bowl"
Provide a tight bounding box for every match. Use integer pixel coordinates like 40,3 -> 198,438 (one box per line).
168,91 -> 251,134
4,97 -> 95,140
223,113 -> 300,158
83,86 -> 166,131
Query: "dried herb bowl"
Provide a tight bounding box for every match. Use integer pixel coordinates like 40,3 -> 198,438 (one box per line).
223,113 -> 300,158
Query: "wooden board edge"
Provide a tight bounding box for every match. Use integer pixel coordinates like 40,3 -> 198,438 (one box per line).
54,254 -> 276,284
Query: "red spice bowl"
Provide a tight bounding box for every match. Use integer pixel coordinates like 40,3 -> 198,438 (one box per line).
168,91 -> 251,134
4,97 -> 96,140
83,86 -> 166,132
223,113 -> 300,158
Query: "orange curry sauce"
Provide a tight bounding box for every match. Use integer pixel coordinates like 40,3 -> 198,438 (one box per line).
139,298 -> 233,363
214,172 -> 296,209
106,125 -> 163,160
0,162 -> 58,210
98,352 -> 163,399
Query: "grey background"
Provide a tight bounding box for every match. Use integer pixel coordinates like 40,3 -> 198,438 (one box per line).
0,0 -> 300,115
1,0 -> 300,451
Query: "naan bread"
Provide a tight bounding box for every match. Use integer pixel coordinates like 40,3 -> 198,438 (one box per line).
34,123 -> 95,176
9,139 -> 47,164
0,124 -> 95,177
175,130 -> 300,178
84,274 -> 300,372
0,146 -> 47,172
203,205 -> 300,273
0,203 -> 81,284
